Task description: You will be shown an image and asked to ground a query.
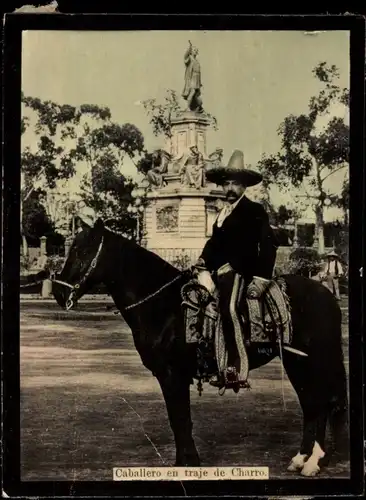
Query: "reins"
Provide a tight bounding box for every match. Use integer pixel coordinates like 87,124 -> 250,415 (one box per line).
53,219 -> 188,311
123,274 -> 184,311
102,220 -> 186,311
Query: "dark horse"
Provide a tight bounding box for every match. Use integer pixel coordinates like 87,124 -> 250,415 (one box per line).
52,219 -> 348,476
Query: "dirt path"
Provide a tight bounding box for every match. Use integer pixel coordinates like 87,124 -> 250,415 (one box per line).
20,302 -> 350,481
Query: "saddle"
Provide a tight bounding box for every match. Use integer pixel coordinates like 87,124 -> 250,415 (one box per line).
181,276 -> 293,393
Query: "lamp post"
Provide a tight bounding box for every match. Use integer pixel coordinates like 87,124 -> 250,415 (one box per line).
67,198 -> 86,238
127,187 -> 145,244
288,217 -> 299,247
293,194 -> 313,248
63,197 -> 86,256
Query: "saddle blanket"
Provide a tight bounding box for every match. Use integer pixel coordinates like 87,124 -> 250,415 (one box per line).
181,277 -> 293,382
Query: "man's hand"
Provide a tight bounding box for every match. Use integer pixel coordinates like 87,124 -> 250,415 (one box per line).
246,276 -> 271,299
197,270 -> 216,295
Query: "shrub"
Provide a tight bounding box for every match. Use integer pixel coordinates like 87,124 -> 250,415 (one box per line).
20,254 -> 32,273
47,255 -> 65,275
172,251 -> 192,271
289,247 -> 322,277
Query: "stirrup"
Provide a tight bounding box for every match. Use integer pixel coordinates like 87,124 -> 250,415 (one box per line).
224,366 -> 250,392
209,373 -> 225,388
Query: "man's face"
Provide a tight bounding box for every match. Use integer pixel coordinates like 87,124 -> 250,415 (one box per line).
192,48 -> 198,57
222,180 -> 246,204
191,146 -> 198,156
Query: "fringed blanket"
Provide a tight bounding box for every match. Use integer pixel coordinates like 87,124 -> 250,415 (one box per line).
181,277 -> 293,383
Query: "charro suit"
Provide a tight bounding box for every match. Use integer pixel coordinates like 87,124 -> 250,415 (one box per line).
200,195 -> 278,281
199,195 -> 279,368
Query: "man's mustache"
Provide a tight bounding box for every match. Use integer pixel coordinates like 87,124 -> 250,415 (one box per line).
226,191 -> 238,199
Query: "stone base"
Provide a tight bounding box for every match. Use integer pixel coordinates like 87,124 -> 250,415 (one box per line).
166,110 -> 211,159
143,187 -> 225,267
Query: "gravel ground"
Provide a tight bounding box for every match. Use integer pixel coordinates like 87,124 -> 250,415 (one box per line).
20,300 -> 350,481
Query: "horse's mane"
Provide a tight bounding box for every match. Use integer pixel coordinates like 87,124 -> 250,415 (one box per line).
102,223 -> 182,283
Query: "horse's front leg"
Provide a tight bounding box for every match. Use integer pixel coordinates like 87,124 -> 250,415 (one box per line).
157,369 -> 200,466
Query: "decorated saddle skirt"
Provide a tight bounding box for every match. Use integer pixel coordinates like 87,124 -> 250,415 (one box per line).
181,276 -> 293,382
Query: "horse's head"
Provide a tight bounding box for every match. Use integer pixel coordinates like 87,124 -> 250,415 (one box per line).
52,218 -> 106,310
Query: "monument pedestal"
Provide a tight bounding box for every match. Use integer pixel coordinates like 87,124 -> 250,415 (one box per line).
143,187 -> 225,266
165,111 -> 211,160
142,109 -> 225,267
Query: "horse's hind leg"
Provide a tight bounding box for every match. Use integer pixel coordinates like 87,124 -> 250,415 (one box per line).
157,368 -> 200,466
283,353 -> 328,476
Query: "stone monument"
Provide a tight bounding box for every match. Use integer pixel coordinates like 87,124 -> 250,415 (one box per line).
140,42 -> 226,266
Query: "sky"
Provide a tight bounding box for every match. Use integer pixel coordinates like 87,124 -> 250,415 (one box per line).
22,30 -> 350,222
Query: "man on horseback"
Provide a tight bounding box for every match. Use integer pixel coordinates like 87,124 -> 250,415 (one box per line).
192,149 -> 279,389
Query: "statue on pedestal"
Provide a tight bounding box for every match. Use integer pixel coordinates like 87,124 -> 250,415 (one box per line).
146,149 -> 172,188
179,145 -> 206,189
182,41 -> 204,114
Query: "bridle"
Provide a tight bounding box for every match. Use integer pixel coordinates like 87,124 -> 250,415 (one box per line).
51,236 -> 105,310
51,220 -> 190,312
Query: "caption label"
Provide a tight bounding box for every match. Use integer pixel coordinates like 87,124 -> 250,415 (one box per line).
113,466 -> 269,480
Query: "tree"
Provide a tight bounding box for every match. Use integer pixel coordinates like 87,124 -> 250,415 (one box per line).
141,88 -> 218,141
71,119 -> 146,238
22,94 -> 146,245
335,178 -> 349,225
257,62 -> 349,253
21,95 -> 110,255
22,190 -> 54,246
79,170 -> 142,239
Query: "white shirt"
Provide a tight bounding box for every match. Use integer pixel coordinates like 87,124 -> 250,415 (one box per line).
324,260 -> 343,276
216,192 -> 245,228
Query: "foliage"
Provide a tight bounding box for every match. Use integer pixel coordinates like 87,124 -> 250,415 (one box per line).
272,227 -> 292,246
257,62 -> 349,250
20,254 -> 32,273
136,151 -> 161,175
272,205 -> 297,227
289,247 -> 322,277
22,190 -> 55,243
141,88 -> 218,140
297,223 -> 315,247
46,255 -> 66,275
21,93 -> 94,193
172,251 -> 192,271
334,226 -> 349,266
22,93 -> 147,241
79,173 -> 142,239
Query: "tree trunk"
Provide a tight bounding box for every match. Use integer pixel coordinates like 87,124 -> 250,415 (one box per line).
315,205 -> 325,254
20,198 -> 28,258
314,160 -> 325,254
22,234 -> 28,258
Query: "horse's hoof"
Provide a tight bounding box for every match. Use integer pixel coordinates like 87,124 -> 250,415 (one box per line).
287,462 -> 301,472
301,461 -> 320,477
287,453 -> 307,472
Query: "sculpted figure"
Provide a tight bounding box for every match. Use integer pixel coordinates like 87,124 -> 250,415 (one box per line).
207,148 -> 224,169
182,41 -> 204,113
179,145 -> 206,189
146,149 -> 171,188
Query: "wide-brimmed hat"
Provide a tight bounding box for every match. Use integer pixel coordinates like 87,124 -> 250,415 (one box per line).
206,149 -> 263,187
327,249 -> 339,258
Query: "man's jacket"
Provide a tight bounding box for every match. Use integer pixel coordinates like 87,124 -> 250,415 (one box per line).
199,195 -> 279,281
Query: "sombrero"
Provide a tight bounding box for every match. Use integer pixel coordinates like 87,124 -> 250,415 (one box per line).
206,149 -> 263,187
327,249 -> 339,258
